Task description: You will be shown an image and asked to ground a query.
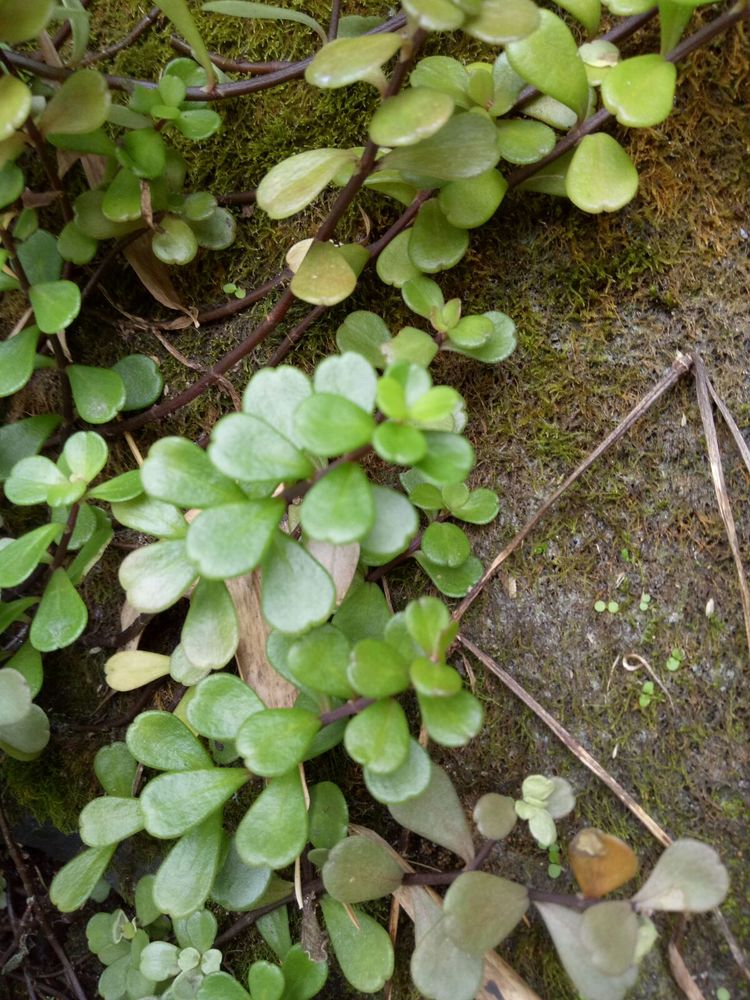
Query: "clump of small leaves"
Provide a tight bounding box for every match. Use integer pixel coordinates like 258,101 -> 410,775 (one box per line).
514,774 -> 575,848
665,646 -> 686,672
639,591 -> 652,611
594,598 -> 619,614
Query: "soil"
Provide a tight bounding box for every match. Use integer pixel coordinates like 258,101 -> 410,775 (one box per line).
1,4 -> 748,1000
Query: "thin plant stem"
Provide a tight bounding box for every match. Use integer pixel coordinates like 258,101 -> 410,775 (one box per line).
81,7 -> 161,65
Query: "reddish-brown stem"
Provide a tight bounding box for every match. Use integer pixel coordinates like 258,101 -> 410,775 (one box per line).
81,6 -> 162,65
216,190 -> 257,206
195,272 -> 288,326
328,0 -> 342,40
48,503 -> 80,575
170,36 -> 292,74
319,696 -> 375,725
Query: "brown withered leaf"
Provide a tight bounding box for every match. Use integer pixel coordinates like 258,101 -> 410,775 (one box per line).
305,540 -> 359,606
124,234 -> 196,321
569,828 -> 639,899
226,571 -> 296,708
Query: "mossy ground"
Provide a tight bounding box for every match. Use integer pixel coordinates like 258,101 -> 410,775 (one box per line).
1,3 -> 749,998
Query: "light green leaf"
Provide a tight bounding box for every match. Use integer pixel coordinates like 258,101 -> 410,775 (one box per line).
50,844 -> 115,912
118,127 -> 166,179
418,688 -> 483,746
94,742 -> 138,797
126,710 -> 213,770
237,707 -> 320,777
415,431 -> 474,485
557,0 -> 601,30
157,0 -> 215,88
4,642 -> 43,698
80,796 -> 144,847
0,75 -> 30,141
601,54 -> 676,127
359,485 -> 418,565
112,495 -> 186,540
153,811 -> 224,918
408,200 -> 469,274
0,669 -> 31,726
632,839 -> 729,912
465,0 -> 540,42
236,768 -> 308,868
309,781 -> 349,849
344,698 -> 409,774
287,625 -> 354,700
320,897 -> 394,993
257,148 -> 357,219
104,650 -> 171,691
383,326 -> 437,367
203,0 -> 325,41
506,10 -> 589,119
29,280 -> 81,334
579,900 -> 640,975
30,568 -> 87,652
364,737 -> 431,804
305,34 -> 402,89
0,0 -> 54,43
290,241 -> 359,306
4,454 -> 64,506
300,463 -> 374,544
182,579 -> 239,670
294,392 -> 374,457
188,673 -> 263,741
66,364 -> 126,423
143,436 -> 245,508
38,69 -> 111,135
261,531 -> 336,634
443,872 -> 529,954
416,552 -> 482,597
410,911 -> 483,1000
119,539 -> 198,613
186,500 -> 282,578
370,88 -> 455,147
446,309 -> 516,363
472,793 -> 517,839
141,767 -> 248,838
152,216 -> 198,265
566,133 -> 638,213
211,837 -> 271,911
375,230 -> 422,289
348,638 -> 410,699
410,55 -> 470,105
314,352 -> 377,412
382,113 -> 500,181
335,311 -> 391,364
0,523 -> 61,588
402,0 -> 464,31
438,169 -> 507,229
410,657 -> 462,697
496,118 -> 556,165
210,412 -> 314,482
102,167 -> 141,222
242,366 -> 312,445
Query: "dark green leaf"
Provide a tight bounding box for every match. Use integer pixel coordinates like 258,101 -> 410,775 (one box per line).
30,568 -> 87,652
143,436 -> 245,507
443,872 -> 529,953
300,463 -> 374,544
320,897 -> 394,993
94,741 -> 138,798
309,782 -> 349,849
236,768 -> 308,868
210,837 -> 272,911
237,707 -> 321,776
408,200 -> 469,273
152,811 -> 223,918
287,626 -> 354,700
38,69 -> 111,135
382,114 -> 500,181
322,835 -> 403,903
141,767 -> 248,838
344,699 -> 409,774
111,354 -> 164,410
390,763 -> 474,862
29,280 -> 81,333
364,737 -> 432,805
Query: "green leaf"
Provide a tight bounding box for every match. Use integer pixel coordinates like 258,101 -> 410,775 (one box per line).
242,366 -> 312,445
321,896 -> 393,993
344,699 -> 409,774
364,737 -> 431,805
257,148 -> 357,219
59,430 -> 106,485
126,710 -> 213,770
117,127 -> 166,180
370,88 -> 455,147
375,231 -> 422,291
0,162 -> 23,215
322,835 -> 403,904
87,469 -> 142,503
332,582 -> 391,643
280,944 -> 327,1000
236,768 -> 308,868
390,763 -> 474,861
464,0 -> 540,42
446,486 -> 498,524
80,796 -> 145,847
73,189 -> 141,239
112,495 -> 186,540
410,657 -> 462,698
211,837 -> 271,911
66,364 -> 126,423
415,431 -> 474,485
152,215 -> 198,265
188,673 -> 263,742
305,34 -> 402,89
287,625 -> 354,700
0,669 -> 31,726
382,113 -> 500,181
143,436 -> 245,508
182,579 -> 239,670
309,782 -> 349,849
38,69 -> 111,135
102,167 -> 142,222
30,568 -> 87,652
408,200 -> 469,274
448,309 -> 517,363
556,0 -> 601,31
0,415 -> 61,484
416,552 -> 482,597
4,642 -> 43,698
579,900 -> 640,975
348,639 -> 410,699
359,485 -> 418,565
314,352 -> 377,412
0,598 -> 38,636
300,464 -> 374,544
0,523 -> 61,588
0,0 -> 54,43
4,455 -> 63,506
472,793 -> 517,839
50,845 -> 115,912
189,205 -> 236,249
153,811 -> 224,918
17,231 -> 62,287
210,412 -> 314,482
29,280 -> 80,334
506,10 -> 589,119
111,354 -> 164,410
406,597 -> 453,657
632,839 -> 729,912
410,56 -> 470,105
418,689 -> 483,747
496,118 -> 556,165
119,539 -> 198,613
157,0 -> 215,88
601,54 -> 677,127
335,311 -> 391,365
0,701 -> 49,760
403,0 -> 464,31
443,872 -> 529,954
260,531 -> 336,634
371,423 -> 425,468
237,706 -> 320,777
290,241 -> 358,307
203,0 -> 326,41
94,741 -> 138,797
410,911 -> 483,1000
437,169 -> 507,229
294,392 -> 374,457
186,500 -> 282,578
141,767 -> 248,838
199,973 -> 251,1000
566,133 -> 638,213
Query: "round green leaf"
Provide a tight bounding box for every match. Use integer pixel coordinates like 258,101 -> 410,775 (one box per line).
372,422 -> 427,466
29,280 -> 81,334
0,523 -> 61,588
408,200 -> 469,274
0,326 -> 41,399
67,364 -> 126,423
364,737 -> 432,805
359,485 -> 419,565
141,767 -> 248,839
305,34 -> 402,89
421,522 -> 470,567
257,148 -> 357,219
119,539 -> 198,613
411,911 -> 483,1000
464,0 -> 540,43
94,742 -> 138,798
0,669 -> 31,726
309,781 -> 349,850
181,579 -> 239,671
50,845 -> 116,912
323,835 -> 403,903
415,431 -> 474,485
211,837 -> 272,912
370,88 -> 455,147
320,897 -> 394,993
438,169 -> 508,229
152,216 -> 198,265
0,0 -> 54,43
314,352 -> 377,412
383,113 -> 500,181
187,674 -> 264,741
335,310 -> 392,364
375,230 -> 422,289
189,206 -> 236,250
443,872 -> 529,955
237,707 -> 321,777
389,763 -> 474,861
287,625 -> 354,700
290,241 -> 358,306
119,127 -> 167,179
410,657 -> 463,697
127,710 -> 212,770
111,495 -> 187,539
496,118 -> 556,165
210,412 -> 314,482
57,221 -> 98,265
30,568 -> 87,652
0,161 -> 24,212
506,10 -> 589,120
344,699 -> 410,774
403,0 -> 464,31
347,639 -> 410,699
152,812 -> 223,918
260,531 -> 336,634
111,354 -> 164,411
300,463 -> 375,544
447,309 -> 517,363
186,500 -> 282,578
418,689 -> 483,747
0,76 -> 32,142
294,392 -> 374,457
143,436 -> 245,508
579,900 -> 639,975
236,768 -> 308,869
80,796 -> 145,847
472,793 -> 517,839
102,167 -> 141,222
601,54 -> 677,127
242,365 -> 312,445
566,133 -> 638,213
38,69 -> 111,136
